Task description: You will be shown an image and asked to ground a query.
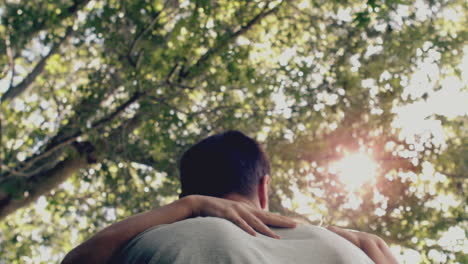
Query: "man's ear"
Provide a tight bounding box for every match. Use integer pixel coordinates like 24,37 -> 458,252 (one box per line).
258,175 -> 270,210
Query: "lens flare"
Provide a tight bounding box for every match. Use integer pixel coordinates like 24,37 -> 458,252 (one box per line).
329,152 -> 378,191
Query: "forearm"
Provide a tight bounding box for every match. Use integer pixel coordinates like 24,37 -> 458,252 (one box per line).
61,196 -> 196,264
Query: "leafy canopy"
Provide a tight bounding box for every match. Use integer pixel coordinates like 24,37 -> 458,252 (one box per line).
0,0 -> 467,263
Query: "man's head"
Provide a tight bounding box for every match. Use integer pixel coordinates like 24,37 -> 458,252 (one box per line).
179,130 -> 270,209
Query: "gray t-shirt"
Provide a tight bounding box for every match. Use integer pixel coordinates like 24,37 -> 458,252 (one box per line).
113,217 -> 374,264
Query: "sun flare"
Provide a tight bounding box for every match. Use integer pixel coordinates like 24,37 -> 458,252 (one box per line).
328,152 -> 378,191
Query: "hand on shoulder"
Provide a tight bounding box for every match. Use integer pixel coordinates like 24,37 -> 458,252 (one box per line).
327,226 -> 399,264
185,195 -> 297,239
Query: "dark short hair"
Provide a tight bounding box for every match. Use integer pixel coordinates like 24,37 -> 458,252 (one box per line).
179,130 -> 270,198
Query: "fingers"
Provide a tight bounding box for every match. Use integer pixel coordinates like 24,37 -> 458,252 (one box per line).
232,216 -> 257,237
244,210 -> 296,239
198,197 -> 295,239
327,226 -> 360,247
231,206 -> 287,239
244,214 -> 281,239
360,237 -> 387,263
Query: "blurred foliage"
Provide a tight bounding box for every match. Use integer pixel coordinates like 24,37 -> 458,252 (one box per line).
0,0 -> 467,263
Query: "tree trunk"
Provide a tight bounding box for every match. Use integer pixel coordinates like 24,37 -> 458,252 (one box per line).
0,151 -> 88,220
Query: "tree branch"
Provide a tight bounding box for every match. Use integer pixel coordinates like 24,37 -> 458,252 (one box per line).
442,172 -> 468,179
0,110 -> 147,221
5,23 -> 15,90
16,0 -> 90,44
90,91 -> 144,129
13,91 -> 144,177
179,2 -> 283,80
0,148 -> 89,221
127,0 -> 179,67
127,12 -> 163,67
5,62 -> 174,180
1,26 -> 74,103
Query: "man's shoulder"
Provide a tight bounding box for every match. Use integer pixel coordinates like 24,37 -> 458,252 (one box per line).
149,216 -> 243,232
116,217 -> 374,264
151,217 -> 338,242
140,216 -> 251,241
271,221 -> 330,239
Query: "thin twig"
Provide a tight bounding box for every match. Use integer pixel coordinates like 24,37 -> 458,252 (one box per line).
167,82 -> 195,90
5,23 -> 15,91
179,1 -> 283,79
127,5 -> 167,67
1,164 -> 30,177
147,95 -> 190,115
165,63 -> 179,83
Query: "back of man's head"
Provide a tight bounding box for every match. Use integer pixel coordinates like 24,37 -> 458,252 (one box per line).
179,130 -> 270,198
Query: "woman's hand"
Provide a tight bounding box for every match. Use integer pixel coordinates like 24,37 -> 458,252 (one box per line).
186,195 -> 297,239
327,226 -> 399,264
